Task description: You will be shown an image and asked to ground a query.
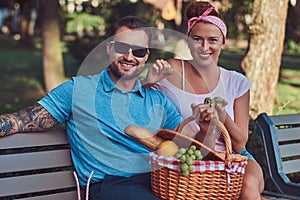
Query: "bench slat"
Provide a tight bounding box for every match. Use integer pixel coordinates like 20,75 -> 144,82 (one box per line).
279,143 -> 300,158
0,149 -> 73,173
277,127 -> 300,142
255,113 -> 300,197
282,159 -> 300,174
0,171 -> 76,197
17,191 -> 78,200
270,114 -> 300,126
0,130 -> 68,149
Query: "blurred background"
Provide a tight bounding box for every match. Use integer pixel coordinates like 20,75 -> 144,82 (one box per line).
0,0 -> 300,115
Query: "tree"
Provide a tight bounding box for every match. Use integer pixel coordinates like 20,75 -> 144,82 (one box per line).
19,0 -> 33,47
241,0 -> 289,118
40,0 -> 65,92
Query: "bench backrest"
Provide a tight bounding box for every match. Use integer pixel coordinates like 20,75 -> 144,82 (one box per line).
255,113 -> 300,196
0,130 -> 77,200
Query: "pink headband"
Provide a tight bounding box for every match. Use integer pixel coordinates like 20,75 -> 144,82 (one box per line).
187,7 -> 227,40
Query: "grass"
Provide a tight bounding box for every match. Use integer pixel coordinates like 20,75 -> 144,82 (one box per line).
0,36 -> 79,113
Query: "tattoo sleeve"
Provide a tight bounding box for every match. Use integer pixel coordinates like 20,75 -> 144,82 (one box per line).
0,104 -> 59,136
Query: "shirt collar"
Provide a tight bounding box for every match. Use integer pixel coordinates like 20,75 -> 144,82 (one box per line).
101,69 -> 145,97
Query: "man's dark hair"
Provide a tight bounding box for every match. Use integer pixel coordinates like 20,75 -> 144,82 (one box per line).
110,16 -> 152,45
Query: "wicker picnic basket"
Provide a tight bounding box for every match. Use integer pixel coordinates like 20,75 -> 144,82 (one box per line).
149,117 -> 248,200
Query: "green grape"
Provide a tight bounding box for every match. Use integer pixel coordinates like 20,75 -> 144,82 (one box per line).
188,165 -> 195,172
186,157 -> 193,165
194,150 -> 201,157
166,67 -> 173,74
187,149 -> 194,156
175,146 -> 203,176
213,97 -> 224,106
190,155 -> 196,160
175,152 -> 182,159
189,145 -> 196,151
197,154 -> 203,161
179,148 -> 186,154
180,155 -> 187,163
182,170 -> 189,177
204,96 -> 225,107
204,97 -> 212,104
180,163 -> 189,171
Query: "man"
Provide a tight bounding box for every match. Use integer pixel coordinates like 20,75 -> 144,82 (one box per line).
0,16 -> 213,200
0,16 -> 180,200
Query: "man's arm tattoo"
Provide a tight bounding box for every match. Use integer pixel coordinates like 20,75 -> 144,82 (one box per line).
0,104 -> 59,136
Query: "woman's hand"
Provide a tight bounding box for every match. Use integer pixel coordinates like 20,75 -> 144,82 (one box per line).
214,98 -> 228,123
191,103 -> 220,149
191,103 -> 219,132
143,59 -> 172,84
204,97 -> 228,123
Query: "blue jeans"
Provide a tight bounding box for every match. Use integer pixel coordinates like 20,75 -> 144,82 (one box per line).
81,172 -> 160,200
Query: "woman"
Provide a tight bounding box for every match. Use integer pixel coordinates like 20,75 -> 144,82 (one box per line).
145,1 -> 265,199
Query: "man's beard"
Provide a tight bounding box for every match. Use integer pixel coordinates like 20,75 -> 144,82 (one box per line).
109,63 -> 144,80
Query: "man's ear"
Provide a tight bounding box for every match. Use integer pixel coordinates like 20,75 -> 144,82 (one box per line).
144,49 -> 150,61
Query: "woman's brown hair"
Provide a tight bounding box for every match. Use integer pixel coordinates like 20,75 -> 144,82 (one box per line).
185,1 -> 224,21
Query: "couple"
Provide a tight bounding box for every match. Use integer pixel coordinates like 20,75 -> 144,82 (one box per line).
0,1 -> 264,200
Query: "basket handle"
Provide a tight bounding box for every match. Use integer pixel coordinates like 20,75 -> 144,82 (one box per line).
175,116 -> 232,162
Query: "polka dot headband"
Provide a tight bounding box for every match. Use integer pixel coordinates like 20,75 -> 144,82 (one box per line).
187,7 -> 227,40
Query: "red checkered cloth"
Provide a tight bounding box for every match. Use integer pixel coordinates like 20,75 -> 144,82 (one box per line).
149,152 -> 247,174
149,152 -> 247,190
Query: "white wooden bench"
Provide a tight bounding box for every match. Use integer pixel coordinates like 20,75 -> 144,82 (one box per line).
3,114 -> 300,200
255,113 -> 300,198
0,129 -> 77,200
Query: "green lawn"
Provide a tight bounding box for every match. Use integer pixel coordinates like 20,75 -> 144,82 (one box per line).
0,36 -> 79,113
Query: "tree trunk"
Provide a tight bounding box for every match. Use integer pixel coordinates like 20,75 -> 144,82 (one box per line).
19,0 -> 33,47
241,0 -> 289,119
40,0 -> 65,92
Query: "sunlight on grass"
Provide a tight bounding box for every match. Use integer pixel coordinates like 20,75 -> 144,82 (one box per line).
0,36 -> 79,113
274,83 -> 300,114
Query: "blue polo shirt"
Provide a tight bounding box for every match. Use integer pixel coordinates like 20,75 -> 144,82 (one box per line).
38,69 -> 182,186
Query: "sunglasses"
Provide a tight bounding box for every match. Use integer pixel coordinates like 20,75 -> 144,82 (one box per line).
110,41 -> 148,58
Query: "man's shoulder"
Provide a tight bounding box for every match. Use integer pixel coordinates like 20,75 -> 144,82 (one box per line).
142,88 -> 173,104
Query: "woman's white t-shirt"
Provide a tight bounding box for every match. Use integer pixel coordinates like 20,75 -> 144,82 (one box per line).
157,67 -> 251,152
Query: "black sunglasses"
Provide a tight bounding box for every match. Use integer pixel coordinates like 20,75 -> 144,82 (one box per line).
110,41 -> 148,58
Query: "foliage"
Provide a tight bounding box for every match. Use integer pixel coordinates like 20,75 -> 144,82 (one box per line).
286,40 -> 300,55
66,13 -> 106,37
0,36 -> 78,113
220,0 -> 253,40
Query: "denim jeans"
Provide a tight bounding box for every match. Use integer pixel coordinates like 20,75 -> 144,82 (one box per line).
81,172 -> 160,200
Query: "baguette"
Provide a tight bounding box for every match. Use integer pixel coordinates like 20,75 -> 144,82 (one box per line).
124,126 -> 163,150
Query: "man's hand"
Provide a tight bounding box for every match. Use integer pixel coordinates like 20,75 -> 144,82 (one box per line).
143,59 -> 172,85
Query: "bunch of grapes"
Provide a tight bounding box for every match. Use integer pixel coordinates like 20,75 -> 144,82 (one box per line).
175,145 -> 203,176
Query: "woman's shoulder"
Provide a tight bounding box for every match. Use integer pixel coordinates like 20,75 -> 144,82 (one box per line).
219,67 -> 251,91
165,58 -> 185,87
220,67 -> 248,80
167,58 -> 183,68
168,58 -> 193,66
